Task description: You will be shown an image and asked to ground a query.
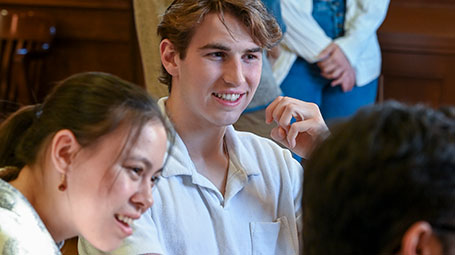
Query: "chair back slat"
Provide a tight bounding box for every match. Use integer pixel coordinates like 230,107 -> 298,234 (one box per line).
0,10 -> 55,119
0,40 -> 13,89
0,13 -> 55,42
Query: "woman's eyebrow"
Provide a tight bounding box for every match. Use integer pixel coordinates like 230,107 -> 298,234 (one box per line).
126,156 -> 153,169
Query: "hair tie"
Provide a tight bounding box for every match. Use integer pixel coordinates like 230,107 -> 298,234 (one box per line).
35,104 -> 43,119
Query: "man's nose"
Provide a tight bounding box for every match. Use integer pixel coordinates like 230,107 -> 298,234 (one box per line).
223,57 -> 246,86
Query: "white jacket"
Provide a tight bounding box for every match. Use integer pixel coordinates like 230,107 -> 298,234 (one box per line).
274,0 -> 390,86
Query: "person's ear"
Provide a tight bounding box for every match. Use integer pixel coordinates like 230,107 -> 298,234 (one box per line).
400,221 -> 441,255
50,129 -> 81,175
160,39 -> 180,78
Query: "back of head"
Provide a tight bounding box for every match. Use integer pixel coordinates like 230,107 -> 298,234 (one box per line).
157,0 -> 282,88
0,72 -> 169,177
303,101 -> 455,254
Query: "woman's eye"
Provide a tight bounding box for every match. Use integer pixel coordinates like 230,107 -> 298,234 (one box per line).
151,175 -> 161,188
127,166 -> 143,175
151,175 -> 160,183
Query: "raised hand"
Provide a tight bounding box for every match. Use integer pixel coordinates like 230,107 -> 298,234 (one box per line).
265,96 -> 330,159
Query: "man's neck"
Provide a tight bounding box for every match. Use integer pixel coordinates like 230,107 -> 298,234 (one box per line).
166,95 -> 227,157
166,96 -> 230,195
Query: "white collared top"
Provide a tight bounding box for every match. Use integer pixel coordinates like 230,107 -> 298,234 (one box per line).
79,97 -> 303,255
274,0 -> 390,86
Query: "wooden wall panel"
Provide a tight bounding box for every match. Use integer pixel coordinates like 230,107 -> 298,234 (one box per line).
378,0 -> 455,107
3,0 -> 454,106
0,0 -> 143,102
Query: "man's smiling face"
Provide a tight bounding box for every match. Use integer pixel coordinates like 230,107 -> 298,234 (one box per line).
169,12 -> 263,128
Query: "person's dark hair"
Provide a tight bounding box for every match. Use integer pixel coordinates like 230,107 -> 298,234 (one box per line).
0,72 -> 173,181
303,101 -> 455,254
157,0 -> 282,90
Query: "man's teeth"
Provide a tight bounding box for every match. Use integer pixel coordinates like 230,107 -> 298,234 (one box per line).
116,215 -> 133,226
214,93 -> 241,102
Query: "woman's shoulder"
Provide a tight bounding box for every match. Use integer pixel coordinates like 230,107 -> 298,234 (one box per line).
0,180 -> 61,254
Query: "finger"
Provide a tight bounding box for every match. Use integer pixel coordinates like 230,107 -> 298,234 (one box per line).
346,78 -> 356,92
332,69 -> 349,86
331,75 -> 344,87
287,120 -> 312,149
317,43 -> 335,61
319,61 -> 337,74
265,96 -> 283,124
273,97 -> 322,127
277,105 -> 294,131
271,102 -> 288,127
321,67 -> 343,80
341,81 -> 353,92
270,126 -> 290,147
340,69 -> 356,92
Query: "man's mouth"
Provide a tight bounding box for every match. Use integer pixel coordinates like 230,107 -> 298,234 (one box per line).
213,92 -> 243,102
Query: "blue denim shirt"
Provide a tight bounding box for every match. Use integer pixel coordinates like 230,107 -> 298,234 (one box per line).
262,0 -> 286,33
312,0 -> 346,39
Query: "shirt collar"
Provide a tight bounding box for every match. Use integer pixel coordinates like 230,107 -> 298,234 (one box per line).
158,97 -> 261,178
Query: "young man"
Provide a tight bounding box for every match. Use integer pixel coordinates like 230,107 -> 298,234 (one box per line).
303,101 -> 455,255
79,0 -> 328,254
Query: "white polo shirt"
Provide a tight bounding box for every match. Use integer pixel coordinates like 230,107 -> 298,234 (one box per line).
79,98 -> 303,255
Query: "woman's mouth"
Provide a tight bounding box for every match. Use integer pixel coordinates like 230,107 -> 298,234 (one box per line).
115,214 -> 135,236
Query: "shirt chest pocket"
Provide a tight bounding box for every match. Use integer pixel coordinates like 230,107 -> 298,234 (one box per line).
249,216 -> 296,255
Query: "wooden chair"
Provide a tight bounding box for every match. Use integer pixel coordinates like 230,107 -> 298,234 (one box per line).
0,10 -> 55,116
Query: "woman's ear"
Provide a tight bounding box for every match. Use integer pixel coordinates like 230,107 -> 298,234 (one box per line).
50,129 -> 80,175
160,39 -> 180,78
400,221 -> 442,255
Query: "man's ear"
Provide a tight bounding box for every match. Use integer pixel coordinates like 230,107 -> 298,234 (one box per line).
160,39 -> 180,78
400,221 -> 442,255
50,129 -> 81,175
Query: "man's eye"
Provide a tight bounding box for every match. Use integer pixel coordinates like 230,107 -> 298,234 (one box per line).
208,52 -> 225,58
245,54 -> 258,60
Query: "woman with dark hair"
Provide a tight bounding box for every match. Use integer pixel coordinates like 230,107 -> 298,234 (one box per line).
0,72 -> 172,254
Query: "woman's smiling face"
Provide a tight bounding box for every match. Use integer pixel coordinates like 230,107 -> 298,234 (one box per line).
66,120 -> 167,251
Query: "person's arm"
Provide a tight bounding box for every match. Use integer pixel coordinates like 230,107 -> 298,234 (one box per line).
334,0 -> 390,67
280,0 -> 332,63
265,96 -> 329,159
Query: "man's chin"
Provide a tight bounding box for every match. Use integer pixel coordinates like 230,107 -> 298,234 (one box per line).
217,113 -> 243,127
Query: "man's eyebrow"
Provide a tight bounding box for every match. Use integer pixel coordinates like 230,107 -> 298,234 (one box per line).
199,43 -> 230,51
199,44 -> 262,54
246,47 -> 262,53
